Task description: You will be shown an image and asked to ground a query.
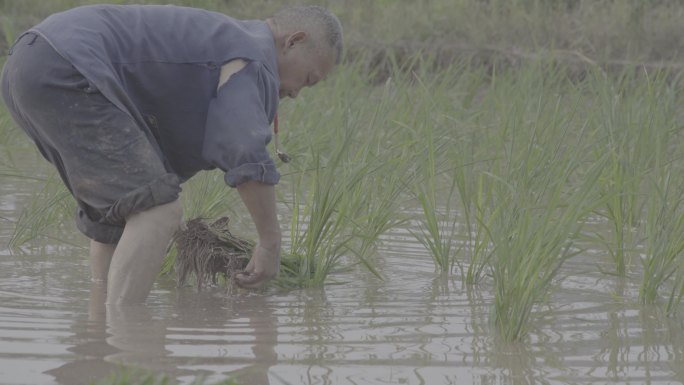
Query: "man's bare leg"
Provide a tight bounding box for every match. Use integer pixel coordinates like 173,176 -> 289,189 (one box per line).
89,240 -> 115,320
106,199 -> 183,305
90,240 -> 116,283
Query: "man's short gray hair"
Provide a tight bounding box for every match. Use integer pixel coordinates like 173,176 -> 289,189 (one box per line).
272,6 -> 344,64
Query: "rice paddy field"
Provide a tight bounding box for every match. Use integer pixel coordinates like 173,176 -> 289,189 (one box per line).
2,0 -> 684,384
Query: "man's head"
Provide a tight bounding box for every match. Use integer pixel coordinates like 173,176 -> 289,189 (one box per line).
267,6 -> 343,99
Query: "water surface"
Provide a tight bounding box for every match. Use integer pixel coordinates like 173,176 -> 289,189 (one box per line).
1,155 -> 684,385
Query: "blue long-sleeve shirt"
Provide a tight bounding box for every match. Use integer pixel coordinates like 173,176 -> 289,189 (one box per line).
30,4 -> 280,186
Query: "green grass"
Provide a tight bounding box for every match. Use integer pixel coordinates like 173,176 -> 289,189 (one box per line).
639,165 -> 684,316
587,69 -> 676,276
412,142 -> 461,273
457,60 -> 608,341
3,0 -> 684,72
277,128 -> 390,287
8,171 -> 77,250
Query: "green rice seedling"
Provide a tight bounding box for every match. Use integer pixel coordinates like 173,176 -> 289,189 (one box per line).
278,157 -> 361,287
460,172 -> 497,285
9,172 -> 76,250
588,68 -> 679,276
489,148 -> 606,342
0,104 -> 31,169
376,61 -> 473,274
447,123 -> 497,285
340,63 -> 471,276
474,63 -> 608,341
277,116 -> 389,287
412,143 -> 462,273
667,268 -> 684,317
639,165 -> 684,311
180,169 -> 240,221
345,157 -> 408,277
594,151 -> 642,276
275,57 -> 419,287
1,14 -> 17,49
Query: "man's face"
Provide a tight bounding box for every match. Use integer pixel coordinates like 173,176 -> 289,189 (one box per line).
278,32 -> 336,99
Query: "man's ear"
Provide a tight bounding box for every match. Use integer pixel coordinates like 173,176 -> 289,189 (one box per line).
284,31 -> 307,50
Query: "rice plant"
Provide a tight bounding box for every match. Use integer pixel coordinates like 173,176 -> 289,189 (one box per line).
668,267 -> 684,317
8,171 -> 76,250
460,172 -> 497,285
326,74 -> 409,271
410,115 -> 462,272
278,142 -> 372,287
639,165 -> 684,314
274,59 -> 414,287
449,129 -> 496,285
488,141 -> 606,342
180,169 -> 240,221
588,68 -> 677,276
345,157 -> 408,277
474,63 -> 608,341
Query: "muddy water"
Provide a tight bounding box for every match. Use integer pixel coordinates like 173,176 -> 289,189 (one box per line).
2,170 -> 684,385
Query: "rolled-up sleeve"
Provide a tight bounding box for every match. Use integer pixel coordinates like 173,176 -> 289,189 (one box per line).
202,61 -> 280,187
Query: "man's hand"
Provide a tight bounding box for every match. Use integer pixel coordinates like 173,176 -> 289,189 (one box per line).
235,180 -> 281,289
233,243 -> 280,288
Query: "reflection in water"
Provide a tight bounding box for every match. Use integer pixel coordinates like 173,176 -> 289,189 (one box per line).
43,283 -> 119,385
43,282 -> 279,385
1,227 -> 684,384
666,316 -> 684,381
105,303 -> 170,372
172,290 -> 278,385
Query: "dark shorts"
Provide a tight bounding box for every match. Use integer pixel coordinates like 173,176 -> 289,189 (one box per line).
0,33 -> 181,244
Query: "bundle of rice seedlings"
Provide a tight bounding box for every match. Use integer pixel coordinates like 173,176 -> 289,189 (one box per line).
173,217 -> 253,290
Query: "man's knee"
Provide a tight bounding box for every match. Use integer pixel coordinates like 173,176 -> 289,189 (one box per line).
126,199 -> 183,233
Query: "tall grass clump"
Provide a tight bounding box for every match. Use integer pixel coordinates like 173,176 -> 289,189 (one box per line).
273,57 -> 422,287
180,169 -> 240,221
488,124 -> 606,342
465,61 -> 608,342
448,67 -> 496,285
375,59 -> 482,275
458,170 -> 497,285
8,172 -> 76,250
669,264 -> 684,317
409,85 -> 463,273
413,166 -> 461,273
0,102 -> 35,174
339,71 -> 417,268
278,137 -> 375,287
587,69 -> 678,276
639,165 -> 684,316
344,152 -> 408,276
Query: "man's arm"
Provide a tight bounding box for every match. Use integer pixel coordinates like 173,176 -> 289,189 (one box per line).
233,180 -> 281,288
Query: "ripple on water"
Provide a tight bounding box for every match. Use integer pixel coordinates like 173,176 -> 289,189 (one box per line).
0,220 -> 683,384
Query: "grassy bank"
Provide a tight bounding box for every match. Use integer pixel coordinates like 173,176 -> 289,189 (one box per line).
3,0 -> 684,75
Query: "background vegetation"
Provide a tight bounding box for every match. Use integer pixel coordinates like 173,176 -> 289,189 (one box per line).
2,0 -> 684,367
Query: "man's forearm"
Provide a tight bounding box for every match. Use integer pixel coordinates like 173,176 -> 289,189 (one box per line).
236,180 -> 281,250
